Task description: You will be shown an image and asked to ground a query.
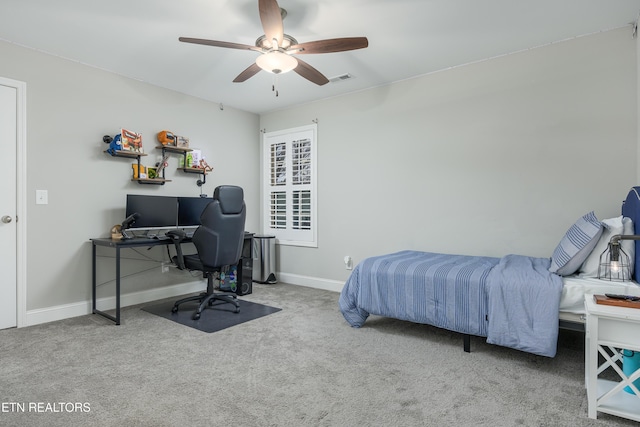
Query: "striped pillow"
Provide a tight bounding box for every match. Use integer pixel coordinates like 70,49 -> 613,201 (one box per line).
549,211 -> 603,276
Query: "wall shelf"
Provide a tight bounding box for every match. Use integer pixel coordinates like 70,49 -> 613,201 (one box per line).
104,140 -> 209,186
157,145 -> 208,185
104,149 -> 168,184
157,145 -> 192,154
104,150 -> 147,159
131,178 -> 171,185
178,167 -> 208,175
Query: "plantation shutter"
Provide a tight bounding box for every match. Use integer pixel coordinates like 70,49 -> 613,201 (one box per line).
262,124 -> 317,247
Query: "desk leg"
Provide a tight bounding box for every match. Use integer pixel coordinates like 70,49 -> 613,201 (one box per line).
92,243 -> 97,314
92,244 -> 121,325
115,247 -> 121,325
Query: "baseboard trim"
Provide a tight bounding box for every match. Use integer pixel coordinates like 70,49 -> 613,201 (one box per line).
25,273 -> 344,327
277,272 -> 343,293
25,281 -> 203,327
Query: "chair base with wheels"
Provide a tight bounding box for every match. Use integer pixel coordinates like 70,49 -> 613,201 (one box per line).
171,269 -> 239,320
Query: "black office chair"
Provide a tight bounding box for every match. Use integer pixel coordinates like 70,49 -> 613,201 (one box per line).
167,185 -> 246,320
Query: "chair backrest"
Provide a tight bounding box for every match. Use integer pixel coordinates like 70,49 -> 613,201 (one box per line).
192,185 -> 246,270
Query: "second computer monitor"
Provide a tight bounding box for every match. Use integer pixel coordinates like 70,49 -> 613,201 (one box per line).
178,196 -> 213,227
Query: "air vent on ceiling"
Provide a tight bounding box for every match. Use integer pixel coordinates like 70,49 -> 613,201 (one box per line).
329,73 -> 354,83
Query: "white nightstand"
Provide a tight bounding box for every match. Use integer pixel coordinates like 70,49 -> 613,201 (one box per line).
585,294 -> 640,421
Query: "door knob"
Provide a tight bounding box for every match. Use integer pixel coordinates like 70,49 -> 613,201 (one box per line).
1,215 -> 12,224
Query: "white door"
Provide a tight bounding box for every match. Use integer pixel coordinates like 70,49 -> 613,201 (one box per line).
0,83 -> 17,329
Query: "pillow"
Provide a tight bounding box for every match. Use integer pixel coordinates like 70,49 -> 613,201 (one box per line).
579,216 -> 634,278
549,211 -> 603,276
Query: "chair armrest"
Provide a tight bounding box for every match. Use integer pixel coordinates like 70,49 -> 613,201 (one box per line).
166,229 -> 187,270
166,229 -> 187,241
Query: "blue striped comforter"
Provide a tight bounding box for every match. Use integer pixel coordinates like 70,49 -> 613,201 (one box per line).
339,250 -> 563,356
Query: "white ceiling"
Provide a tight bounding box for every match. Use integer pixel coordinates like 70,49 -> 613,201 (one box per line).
1,0 -> 639,114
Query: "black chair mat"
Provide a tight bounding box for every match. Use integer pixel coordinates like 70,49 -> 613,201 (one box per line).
142,298 -> 282,333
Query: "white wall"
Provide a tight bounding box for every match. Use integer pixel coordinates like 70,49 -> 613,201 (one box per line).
261,27 -> 638,290
0,40 -> 260,320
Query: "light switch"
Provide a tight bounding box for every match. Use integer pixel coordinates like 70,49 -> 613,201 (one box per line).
36,190 -> 48,205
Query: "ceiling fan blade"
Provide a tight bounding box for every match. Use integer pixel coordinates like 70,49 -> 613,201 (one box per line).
179,37 -> 262,53
258,0 -> 284,47
290,37 -> 369,54
293,58 -> 329,86
233,63 -> 262,83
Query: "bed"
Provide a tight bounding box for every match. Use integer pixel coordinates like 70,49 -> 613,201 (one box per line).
339,187 -> 640,357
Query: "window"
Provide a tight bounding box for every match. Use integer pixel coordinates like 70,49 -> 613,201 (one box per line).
262,124 -> 317,247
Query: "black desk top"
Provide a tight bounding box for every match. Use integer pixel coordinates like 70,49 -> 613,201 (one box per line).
91,237 -> 171,248
91,231 -> 253,248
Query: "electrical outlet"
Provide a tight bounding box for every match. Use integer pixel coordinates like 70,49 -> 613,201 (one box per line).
161,262 -> 169,273
344,255 -> 353,270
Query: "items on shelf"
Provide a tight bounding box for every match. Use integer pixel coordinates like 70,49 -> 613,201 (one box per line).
131,163 -> 161,181
103,134 -> 121,155
191,149 -> 201,166
157,130 -> 176,146
199,159 -> 213,173
104,128 -> 143,155
155,154 -> 170,176
121,129 -> 143,153
104,129 -> 211,185
176,150 -> 212,173
157,130 -> 189,148
177,135 -> 189,148
132,164 -> 146,179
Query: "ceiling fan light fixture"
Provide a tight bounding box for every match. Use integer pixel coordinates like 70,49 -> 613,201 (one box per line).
256,51 -> 298,74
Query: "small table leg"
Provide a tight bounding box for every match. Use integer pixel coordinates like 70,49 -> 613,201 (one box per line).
586,314 -> 597,419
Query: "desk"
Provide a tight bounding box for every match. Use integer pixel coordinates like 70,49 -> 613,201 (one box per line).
91,237 -> 169,325
91,233 -> 253,325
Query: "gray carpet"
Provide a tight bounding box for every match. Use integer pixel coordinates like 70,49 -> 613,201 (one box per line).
142,298 -> 281,333
0,283 -> 637,427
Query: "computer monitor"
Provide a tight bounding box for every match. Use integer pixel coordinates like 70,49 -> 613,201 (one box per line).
178,196 -> 213,228
125,194 -> 179,231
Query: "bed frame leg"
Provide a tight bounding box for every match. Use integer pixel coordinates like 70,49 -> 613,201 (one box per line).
463,334 -> 471,353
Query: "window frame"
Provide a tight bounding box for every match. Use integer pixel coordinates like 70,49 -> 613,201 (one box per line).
261,124 -> 317,247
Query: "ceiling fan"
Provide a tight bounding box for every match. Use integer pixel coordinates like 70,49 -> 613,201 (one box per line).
179,0 -> 368,88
